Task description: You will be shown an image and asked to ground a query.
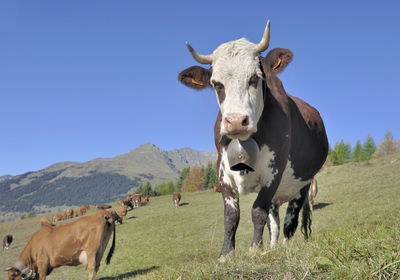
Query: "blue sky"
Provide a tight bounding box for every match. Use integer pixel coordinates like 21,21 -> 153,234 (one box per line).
1,0 -> 399,175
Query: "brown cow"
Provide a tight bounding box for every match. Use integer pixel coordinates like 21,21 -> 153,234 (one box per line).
79,205 -> 90,216
64,208 -> 74,219
52,213 -> 64,223
120,198 -> 133,209
130,194 -> 142,208
140,196 -> 149,205
117,205 -> 127,224
5,210 -> 117,280
172,192 -> 181,207
3,235 -> 13,250
308,178 -> 318,211
40,217 -> 54,227
96,204 -> 112,210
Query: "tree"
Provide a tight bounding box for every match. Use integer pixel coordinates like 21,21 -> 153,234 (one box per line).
329,139 -> 351,165
374,130 -> 400,157
182,166 -> 205,192
351,140 -> 364,162
176,167 -> 190,192
202,162 -> 218,189
362,134 -> 376,160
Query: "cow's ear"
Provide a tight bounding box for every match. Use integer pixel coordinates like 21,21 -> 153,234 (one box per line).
178,66 -> 212,90
261,48 -> 293,75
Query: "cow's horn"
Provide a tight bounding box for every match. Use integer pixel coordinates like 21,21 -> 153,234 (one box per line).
186,42 -> 213,64
3,267 -> 12,271
255,20 -> 270,53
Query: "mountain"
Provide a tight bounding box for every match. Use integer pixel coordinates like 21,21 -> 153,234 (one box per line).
0,175 -> 13,183
0,143 -> 217,213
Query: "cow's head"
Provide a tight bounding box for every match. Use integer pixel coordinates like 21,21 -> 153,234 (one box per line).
178,20 -> 293,141
4,265 -> 35,280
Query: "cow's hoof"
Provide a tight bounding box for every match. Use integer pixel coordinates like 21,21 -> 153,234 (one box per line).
218,252 -> 234,263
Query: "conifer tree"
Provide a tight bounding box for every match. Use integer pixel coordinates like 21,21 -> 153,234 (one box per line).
351,140 -> 364,162
362,134 -> 376,160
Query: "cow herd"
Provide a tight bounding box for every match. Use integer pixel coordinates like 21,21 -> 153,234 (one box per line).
1,191 -> 185,279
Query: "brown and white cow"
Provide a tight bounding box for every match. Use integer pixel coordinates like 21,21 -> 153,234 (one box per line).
52,213 -> 64,223
130,194 -> 142,208
140,196 -> 149,205
4,210 -> 117,280
3,235 -> 13,251
178,20 -> 328,257
64,208 -> 74,220
120,198 -> 134,209
40,217 -> 54,227
172,192 -> 181,207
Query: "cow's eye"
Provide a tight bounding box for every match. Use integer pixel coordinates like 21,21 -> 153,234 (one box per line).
249,75 -> 259,88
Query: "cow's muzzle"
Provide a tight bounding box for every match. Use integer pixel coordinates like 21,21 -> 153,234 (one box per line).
227,138 -> 259,172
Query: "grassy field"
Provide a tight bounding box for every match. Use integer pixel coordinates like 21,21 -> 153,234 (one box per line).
1,154 -> 399,279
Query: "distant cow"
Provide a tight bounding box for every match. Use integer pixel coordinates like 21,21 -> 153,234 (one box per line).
117,205 -> 127,224
5,210 -> 117,280
172,192 -> 181,207
140,196 -> 149,205
130,194 -> 142,208
79,205 -> 90,216
3,235 -> 13,250
73,211 -> 80,218
40,217 -> 54,227
308,178 -> 318,211
213,184 -> 222,193
96,204 -> 112,210
120,198 -> 133,209
52,213 -> 64,223
64,208 -> 74,219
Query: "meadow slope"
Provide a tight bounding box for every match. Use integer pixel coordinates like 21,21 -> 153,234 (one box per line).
1,154 -> 399,279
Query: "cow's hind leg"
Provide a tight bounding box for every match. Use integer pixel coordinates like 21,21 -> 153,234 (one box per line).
266,203 -> 280,247
283,184 -> 311,243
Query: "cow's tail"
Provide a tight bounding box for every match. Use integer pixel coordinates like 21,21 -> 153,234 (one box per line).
301,192 -> 312,239
106,224 -> 116,265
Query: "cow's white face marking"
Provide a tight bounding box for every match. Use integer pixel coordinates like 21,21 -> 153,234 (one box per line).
220,144 -> 277,195
211,38 -> 264,140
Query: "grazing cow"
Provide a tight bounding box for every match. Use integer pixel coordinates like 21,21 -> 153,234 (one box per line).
40,217 -> 54,227
3,235 -> 13,250
4,210 -> 117,280
172,192 -> 181,207
178,20 -> 328,257
140,196 -> 149,205
79,205 -> 90,216
117,205 -> 127,223
96,204 -> 112,210
52,213 -> 64,223
120,198 -> 134,209
64,208 -> 74,219
213,184 -> 222,193
130,194 -> 142,208
308,177 -> 318,211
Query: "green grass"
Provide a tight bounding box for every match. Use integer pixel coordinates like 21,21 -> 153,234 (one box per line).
1,154 -> 400,279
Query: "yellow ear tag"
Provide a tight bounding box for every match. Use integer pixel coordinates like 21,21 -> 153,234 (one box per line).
272,57 -> 282,70
191,78 -> 204,86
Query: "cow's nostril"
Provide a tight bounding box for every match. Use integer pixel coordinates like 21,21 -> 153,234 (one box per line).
242,117 -> 249,127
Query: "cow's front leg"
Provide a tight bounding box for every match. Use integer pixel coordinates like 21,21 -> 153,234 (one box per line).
220,183 -> 240,257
